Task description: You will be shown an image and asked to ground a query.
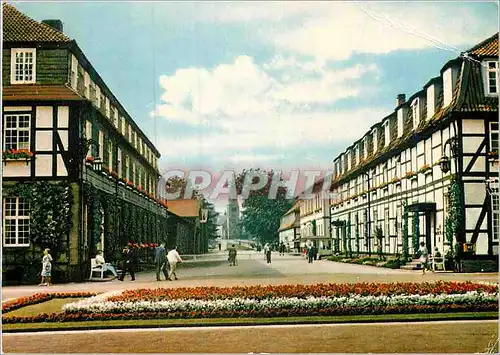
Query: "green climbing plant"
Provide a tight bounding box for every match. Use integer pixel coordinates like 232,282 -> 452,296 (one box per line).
9,181 -> 73,251
402,201 -> 409,260
347,215 -> 352,258
412,211 -> 420,257
374,225 -> 384,260
445,176 -> 463,246
355,214 -> 360,256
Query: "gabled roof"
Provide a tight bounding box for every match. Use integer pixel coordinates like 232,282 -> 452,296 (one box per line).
2,3 -> 72,43
167,199 -> 201,218
466,33 -> 499,58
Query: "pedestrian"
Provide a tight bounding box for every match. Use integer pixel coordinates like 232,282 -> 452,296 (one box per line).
307,246 -> 314,263
313,245 -> 318,260
39,248 -> 53,286
167,246 -> 183,280
419,241 -> 429,275
228,244 -> 237,266
264,243 -> 272,263
218,243 -> 221,251
154,243 -> 168,281
118,246 -> 136,281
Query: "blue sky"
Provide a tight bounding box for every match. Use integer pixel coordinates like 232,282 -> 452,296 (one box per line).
11,0 -> 499,207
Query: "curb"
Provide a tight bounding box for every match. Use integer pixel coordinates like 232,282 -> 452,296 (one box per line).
3,314 -> 498,333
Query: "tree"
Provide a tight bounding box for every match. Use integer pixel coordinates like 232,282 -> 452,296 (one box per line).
201,197 -> 220,240
165,175 -> 200,199
235,169 -> 294,244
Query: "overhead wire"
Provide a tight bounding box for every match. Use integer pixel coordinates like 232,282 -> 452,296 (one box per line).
354,1 -> 491,69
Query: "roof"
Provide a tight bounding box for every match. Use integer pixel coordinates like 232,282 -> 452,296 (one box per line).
466,33 -> 499,57
330,34 -> 499,194
2,3 -> 72,43
167,199 -> 201,218
283,203 -> 300,216
2,85 -> 84,101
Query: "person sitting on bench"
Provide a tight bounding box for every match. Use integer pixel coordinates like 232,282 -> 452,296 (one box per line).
95,250 -> 118,277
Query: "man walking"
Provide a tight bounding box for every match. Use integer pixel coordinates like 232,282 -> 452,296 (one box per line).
264,243 -> 272,264
155,243 -> 168,281
118,246 -> 135,281
228,244 -> 237,266
167,246 -> 183,280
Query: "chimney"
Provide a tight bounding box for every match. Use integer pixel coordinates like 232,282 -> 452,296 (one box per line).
42,20 -> 63,33
396,94 -> 406,107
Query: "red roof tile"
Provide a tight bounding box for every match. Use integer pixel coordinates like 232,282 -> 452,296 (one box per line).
3,3 -> 72,43
467,33 -> 499,57
167,200 -> 201,218
3,85 -> 84,101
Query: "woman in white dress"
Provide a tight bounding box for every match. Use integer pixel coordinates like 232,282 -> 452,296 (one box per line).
418,242 -> 429,275
39,248 -> 53,286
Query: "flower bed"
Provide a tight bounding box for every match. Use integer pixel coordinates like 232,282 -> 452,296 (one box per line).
2,292 -> 97,313
2,283 -> 497,324
106,281 -> 498,302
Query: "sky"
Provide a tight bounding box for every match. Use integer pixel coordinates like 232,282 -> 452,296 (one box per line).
10,0 -> 499,211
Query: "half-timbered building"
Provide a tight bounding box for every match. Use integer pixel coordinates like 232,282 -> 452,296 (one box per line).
279,203 -> 301,252
1,4 -> 190,284
329,34 -> 499,271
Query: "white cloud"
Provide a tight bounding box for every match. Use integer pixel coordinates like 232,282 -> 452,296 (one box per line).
266,2 -> 498,61
153,54 -> 385,166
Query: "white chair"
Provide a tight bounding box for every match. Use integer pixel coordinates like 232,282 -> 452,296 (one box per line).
431,255 -> 446,272
90,258 -> 105,279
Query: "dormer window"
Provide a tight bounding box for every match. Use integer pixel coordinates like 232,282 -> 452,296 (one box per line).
384,120 -> 390,147
363,137 -> 368,157
355,144 -> 360,165
373,128 -> 378,153
484,60 -> 499,96
347,150 -> 351,170
339,155 -> 343,174
443,68 -> 453,106
11,48 -> 36,84
411,98 -> 420,129
397,108 -> 404,137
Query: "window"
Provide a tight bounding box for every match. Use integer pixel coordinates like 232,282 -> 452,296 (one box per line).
84,72 -> 90,98
427,85 -> 435,118
11,48 -> 36,84
105,97 -> 110,118
98,131 -> 104,160
3,114 -> 30,150
132,161 -> 136,183
347,150 -> 351,170
411,98 -> 420,129
484,60 -> 499,95
112,107 -> 118,127
70,55 -> 78,89
490,121 -> 499,152
363,137 -> 368,158
491,183 -> 499,242
3,197 -> 30,247
96,86 -> 101,108
128,125 -> 132,142
373,128 -> 378,153
355,144 -> 360,165
384,120 -> 390,147
107,141 -> 113,170
397,108 -> 404,138
117,148 -> 122,177
125,156 -> 130,180
443,68 -> 453,106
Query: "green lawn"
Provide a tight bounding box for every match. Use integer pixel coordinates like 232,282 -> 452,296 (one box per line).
5,298 -> 82,317
3,311 -> 498,332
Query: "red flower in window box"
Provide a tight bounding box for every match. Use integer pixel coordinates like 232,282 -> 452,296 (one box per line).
3,149 -> 34,160
86,156 -> 94,163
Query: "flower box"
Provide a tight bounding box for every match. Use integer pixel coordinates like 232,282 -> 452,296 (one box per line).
487,151 -> 498,161
2,149 -> 34,165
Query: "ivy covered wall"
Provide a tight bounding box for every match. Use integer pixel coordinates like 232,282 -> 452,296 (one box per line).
2,181 -> 74,285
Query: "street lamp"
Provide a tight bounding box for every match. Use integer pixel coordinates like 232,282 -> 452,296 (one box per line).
439,137 -> 459,174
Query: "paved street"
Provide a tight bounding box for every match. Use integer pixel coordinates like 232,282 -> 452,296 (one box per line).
3,320 -> 498,353
2,251 -> 498,353
3,251 -> 498,301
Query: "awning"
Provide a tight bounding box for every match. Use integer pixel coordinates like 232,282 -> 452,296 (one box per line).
405,202 -> 437,212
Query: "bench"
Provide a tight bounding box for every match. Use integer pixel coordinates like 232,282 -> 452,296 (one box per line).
430,255 -> 446,271
89,258 -> 119,280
